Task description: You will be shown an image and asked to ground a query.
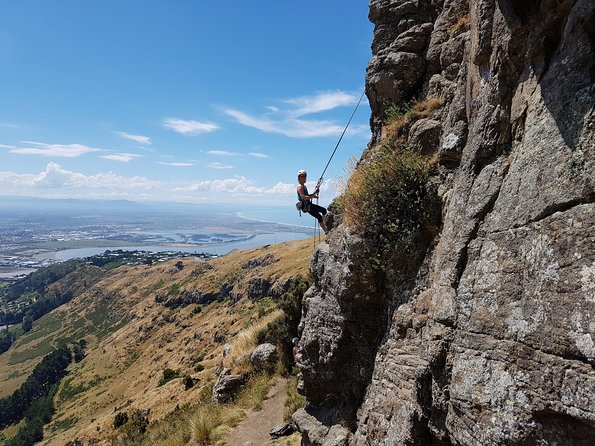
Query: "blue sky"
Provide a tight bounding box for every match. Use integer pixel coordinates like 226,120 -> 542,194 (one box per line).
0,1 -> 373,207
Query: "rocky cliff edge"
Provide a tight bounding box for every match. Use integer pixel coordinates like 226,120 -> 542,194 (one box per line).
294,0 -> 595,444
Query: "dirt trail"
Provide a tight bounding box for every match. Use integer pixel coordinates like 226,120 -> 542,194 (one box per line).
226,377 -> 288,446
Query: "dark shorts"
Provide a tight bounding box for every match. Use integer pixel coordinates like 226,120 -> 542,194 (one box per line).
307,203 -> 327,223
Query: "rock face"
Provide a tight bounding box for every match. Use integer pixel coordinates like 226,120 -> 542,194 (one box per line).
295,0 -> 595,445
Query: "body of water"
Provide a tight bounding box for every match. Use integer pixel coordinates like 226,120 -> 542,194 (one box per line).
52,231 -> 311,260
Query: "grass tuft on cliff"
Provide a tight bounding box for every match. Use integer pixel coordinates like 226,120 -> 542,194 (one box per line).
339,144 -> 433,256
384,96 -> 444,139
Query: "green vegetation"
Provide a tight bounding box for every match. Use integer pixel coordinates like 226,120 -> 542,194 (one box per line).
113,411 -> 129,429
259,276 -> 311,372
183,375 -> 194,390
0,343 -> 81,445
340,144 -> 434,260
3,260 -> 81,303
111,409 -> 149,441
0,330 -> 16,354
48,415 -> 78,433
157,368 -> 180,387
284,376 -> 305,422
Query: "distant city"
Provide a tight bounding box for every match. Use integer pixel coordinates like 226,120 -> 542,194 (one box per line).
0,196 -> 312,280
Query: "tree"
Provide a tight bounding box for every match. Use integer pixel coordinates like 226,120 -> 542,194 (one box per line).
22,315 -> 33,333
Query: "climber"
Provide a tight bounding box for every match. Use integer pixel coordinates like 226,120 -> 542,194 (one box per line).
296,169 -> 328,234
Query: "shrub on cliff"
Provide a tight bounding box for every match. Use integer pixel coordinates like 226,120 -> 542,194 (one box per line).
340,143 -> 434,260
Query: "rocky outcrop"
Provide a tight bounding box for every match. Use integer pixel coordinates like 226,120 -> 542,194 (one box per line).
212,368 -> 247,403
251,343 -> 278,372
295,0 -> 595,444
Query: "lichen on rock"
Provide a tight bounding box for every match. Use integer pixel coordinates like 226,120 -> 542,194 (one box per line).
294,0 -> 595,444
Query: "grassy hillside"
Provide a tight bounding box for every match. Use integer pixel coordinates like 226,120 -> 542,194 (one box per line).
0,238 -> 313,445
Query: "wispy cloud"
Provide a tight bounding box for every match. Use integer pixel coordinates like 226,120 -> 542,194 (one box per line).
158,161 -> 195,167
207,150 -> 241,157
100,153 -> 142,163
224,109 -> 347,138
208,162 -> 233,170
163,118 -> 219,135
223,90 -> 369,139
9,142 -> 106,157
116,131 -> 151,145
0,122 -> 18,128
0,144 -> 17,149
284,90 -> 359,117
249,152 -> 269,158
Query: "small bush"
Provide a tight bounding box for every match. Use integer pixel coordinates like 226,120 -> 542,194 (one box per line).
158,368 -> 180,387
113,411 -> 129,429
341,144 -> 434,259
192,305 -> 203,315
183,375 -> 194,390
194,363 -> 205,372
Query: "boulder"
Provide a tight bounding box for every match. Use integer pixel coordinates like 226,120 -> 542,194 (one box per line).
408,118 -> 441,153
250,343 -> 277,372
212,368 -> 247,403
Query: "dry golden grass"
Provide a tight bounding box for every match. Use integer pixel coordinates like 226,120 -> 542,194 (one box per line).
270,433 -> 302,446
0,237 -> 312,445
222,309 -> 284,374
384,96 -> 444,139
448,14 -> 470,36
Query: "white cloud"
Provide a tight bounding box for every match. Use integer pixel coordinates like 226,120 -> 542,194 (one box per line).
0,162 -> 160,194
284,90 -> 360,117
116,131 -> 151,145
223,90 -> 369,139
158,162 -> 195,167
0,144 -> 17,149
163,118 -> 219,135
0,163 -> 340,205
249,152 -> 269,158
100,153 -> 142,163
207,150 -> 240,157
208,162 -> 233,170
175,177 -> 292,195
224,108 -> 346,138
0,122 -> 18,128
9,142 -> 106,157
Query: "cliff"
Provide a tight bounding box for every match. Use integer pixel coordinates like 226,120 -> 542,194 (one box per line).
294,1 -> 595,445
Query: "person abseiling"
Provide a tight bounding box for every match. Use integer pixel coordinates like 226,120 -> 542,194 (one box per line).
296,169 -> 328,234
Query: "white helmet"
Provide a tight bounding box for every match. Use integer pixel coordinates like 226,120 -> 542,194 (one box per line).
297,169 -> 307,176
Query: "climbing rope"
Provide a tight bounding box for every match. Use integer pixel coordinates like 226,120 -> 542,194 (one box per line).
314,90 -> 366,192
303,90 -> 366,247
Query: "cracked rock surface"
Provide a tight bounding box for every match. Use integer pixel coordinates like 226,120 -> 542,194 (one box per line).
295,0 -> 595,444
